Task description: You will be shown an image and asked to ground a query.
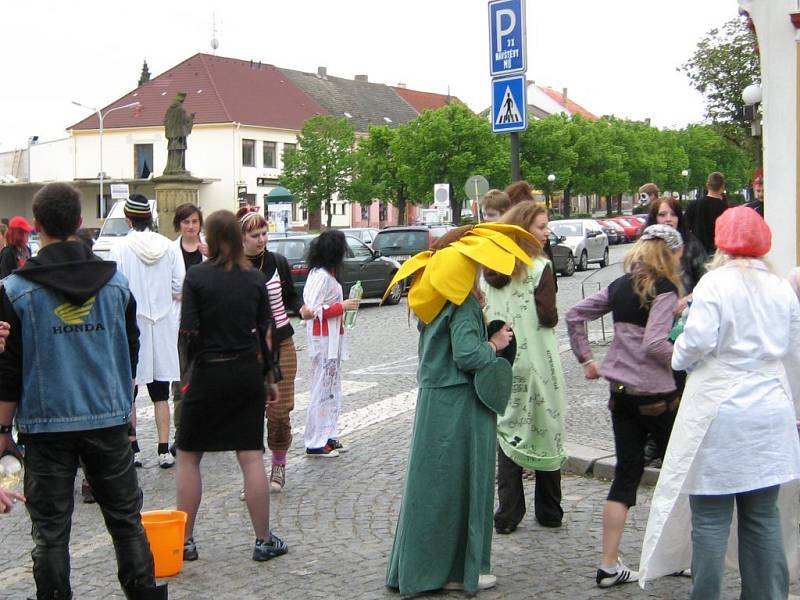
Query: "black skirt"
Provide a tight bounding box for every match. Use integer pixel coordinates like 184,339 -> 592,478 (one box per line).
177,354 -> 266,452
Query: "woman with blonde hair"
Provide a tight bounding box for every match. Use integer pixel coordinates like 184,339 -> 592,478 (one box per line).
639,207 -> 800,599
566,225 -> 684,588
482,202 -> 567,533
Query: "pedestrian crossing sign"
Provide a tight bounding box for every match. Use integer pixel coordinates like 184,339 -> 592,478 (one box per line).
491,74 -> 527,133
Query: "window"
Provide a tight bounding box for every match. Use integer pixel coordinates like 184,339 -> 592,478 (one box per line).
346,236 -> 372,259
379,202 -> 388,222
263,141 -> 276,168
134,144 -> 153,178
242,139 -> 256,167
282,143 -> 296,166
361,204 -> 369,220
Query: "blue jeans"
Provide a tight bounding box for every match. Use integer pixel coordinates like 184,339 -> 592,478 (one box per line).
689,485 -> 788,600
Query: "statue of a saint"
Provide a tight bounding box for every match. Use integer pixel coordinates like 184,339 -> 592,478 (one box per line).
163,92 -> 195,175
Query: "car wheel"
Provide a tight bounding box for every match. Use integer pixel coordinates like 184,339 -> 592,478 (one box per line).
383,280 -> 403,305
562,254 -> 575,277
599,247 -> 609,268
578,250 -> 588,271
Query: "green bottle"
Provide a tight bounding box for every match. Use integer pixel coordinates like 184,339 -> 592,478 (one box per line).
344,280 -> 363,329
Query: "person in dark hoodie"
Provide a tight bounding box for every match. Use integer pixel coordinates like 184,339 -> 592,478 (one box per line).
685,171 -> 728,255
0,183 -> 167,599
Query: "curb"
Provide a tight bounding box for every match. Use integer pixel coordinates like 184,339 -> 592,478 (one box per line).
563,442 -> 662,486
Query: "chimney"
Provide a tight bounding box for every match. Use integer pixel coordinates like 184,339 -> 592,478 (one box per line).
354,74 -> 368,82
396,82 -> 406,88
317,66 -> 327,79
562,87 -> 568,107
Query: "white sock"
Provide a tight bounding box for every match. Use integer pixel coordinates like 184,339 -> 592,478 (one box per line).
600,563 -> 618,573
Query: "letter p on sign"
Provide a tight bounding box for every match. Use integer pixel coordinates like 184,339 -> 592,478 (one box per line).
495,9 -> 515,49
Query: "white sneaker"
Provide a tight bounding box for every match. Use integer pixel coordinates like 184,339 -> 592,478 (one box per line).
596,561 -> 638,588
158,452 -> 175,469
443,574 -> 497,591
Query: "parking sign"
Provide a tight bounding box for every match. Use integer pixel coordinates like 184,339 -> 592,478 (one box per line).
488,0 -> 526,76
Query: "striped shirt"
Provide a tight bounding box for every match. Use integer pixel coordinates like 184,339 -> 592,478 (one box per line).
266,269 -> 290,329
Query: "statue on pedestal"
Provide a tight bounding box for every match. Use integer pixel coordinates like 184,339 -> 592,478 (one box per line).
163,92 -> 195,176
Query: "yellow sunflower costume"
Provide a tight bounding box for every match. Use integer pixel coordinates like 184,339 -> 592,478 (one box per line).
385,223 -> 534,596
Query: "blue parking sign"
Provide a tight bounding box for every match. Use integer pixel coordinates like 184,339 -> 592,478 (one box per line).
492,75 -> 527,133
488,0 -> 526,76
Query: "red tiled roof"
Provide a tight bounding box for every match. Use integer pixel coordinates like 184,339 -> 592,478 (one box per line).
391,86 -> 462,113
538,86 -> 598,121
69,53 -> 326,131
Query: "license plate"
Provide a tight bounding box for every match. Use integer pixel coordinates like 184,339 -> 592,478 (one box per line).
393,255 -> 411,262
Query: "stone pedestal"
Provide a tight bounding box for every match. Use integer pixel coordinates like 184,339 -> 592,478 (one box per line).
152,175 -> 202,239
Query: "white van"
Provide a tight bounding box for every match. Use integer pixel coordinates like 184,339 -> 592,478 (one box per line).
93,199 -> 158,259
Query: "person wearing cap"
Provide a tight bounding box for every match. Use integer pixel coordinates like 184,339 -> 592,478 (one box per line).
0,215 -> 33,278
385,223 -> 533,596
745,168 -> 764,216
566,224 -> 685,588
109,195 -> 184,469
638,206 -> 800,598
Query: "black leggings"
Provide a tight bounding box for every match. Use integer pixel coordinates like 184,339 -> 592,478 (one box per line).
133,380 -> 170,402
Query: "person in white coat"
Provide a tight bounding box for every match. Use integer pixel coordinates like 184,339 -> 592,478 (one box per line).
639,206 -> 800,599
109,195 -> 185,468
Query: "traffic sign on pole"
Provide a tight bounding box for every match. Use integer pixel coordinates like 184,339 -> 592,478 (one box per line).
491,74 -> 527,133
433,183 -> 450,207
488,0 -> 526,77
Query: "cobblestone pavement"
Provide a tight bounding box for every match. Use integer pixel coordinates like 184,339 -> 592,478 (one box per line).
3,244 -> 797,599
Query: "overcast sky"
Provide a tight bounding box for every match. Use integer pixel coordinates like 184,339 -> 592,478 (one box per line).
1,0 -> 740,150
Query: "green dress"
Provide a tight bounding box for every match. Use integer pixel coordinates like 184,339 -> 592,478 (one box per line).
482,257 -> 567,472
386,295 -> 512,596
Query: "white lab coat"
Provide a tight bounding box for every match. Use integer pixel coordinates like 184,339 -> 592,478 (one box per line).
639,260 -> 800,586
110,230 -> 185,385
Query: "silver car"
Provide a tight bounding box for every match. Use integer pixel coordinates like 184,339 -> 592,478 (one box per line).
549,219 -> 609,271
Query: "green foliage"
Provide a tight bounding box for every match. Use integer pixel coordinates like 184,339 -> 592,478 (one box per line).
675,124 -> 754,192
393,103 -> 506,224
279,115 -> 355,229
679,17 -> 760,150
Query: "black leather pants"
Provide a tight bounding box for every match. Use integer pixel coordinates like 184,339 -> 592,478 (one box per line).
24,426 -> 158,600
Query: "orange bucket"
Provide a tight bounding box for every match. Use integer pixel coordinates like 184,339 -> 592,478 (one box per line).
141,510 -> 188,577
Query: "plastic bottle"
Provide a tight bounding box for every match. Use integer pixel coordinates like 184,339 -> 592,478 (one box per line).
343,280 -> 363,329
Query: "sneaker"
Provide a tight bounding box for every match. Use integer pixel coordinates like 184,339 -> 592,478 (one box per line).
81,479 -> 96,504
133,454 -> 143,468
305,444 -> 339,458
671,568 -> 692,577
169,442 -> 177,457
183,537 -> 198,561
443,574 -> 497,591
158,452 -> 175,469
270,464 -> 286,493
252,533 -> 288,562
327,438 -> 347,453
596,561 -> 638,588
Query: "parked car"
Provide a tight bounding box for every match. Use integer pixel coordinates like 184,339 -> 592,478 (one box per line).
266,234 -> 404,305
372,224 -> 453,264
548,219 -> 609,271
93,198 -> 159,259
340,227 -> 380,249
609,216 -> 640,242
548,233 -> 575,277
596,219 -> 622,245
629,214 -> 648,237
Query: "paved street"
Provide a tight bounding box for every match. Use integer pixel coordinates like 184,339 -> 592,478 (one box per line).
2,243 -> 798,599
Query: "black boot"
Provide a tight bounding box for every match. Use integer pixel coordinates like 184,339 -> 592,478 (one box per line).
123,583 -> 168,600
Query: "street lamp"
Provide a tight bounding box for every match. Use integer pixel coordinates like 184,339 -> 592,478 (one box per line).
71,100 -> 140,216
547,173 -> 556,211
681,169 -> 690,201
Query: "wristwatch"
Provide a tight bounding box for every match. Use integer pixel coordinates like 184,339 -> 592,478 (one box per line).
0,423 -> 12,434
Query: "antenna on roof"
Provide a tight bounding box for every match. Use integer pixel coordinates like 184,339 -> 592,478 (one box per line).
210,12 -> 220,54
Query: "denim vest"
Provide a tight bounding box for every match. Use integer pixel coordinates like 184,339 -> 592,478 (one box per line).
5,271 -> 134,434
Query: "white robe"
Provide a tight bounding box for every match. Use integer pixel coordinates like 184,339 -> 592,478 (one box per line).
110,230 -> 185,385
639,260 -> 800,586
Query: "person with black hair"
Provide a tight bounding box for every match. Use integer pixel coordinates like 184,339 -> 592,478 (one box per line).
109,194 -> 184,469
302,229 -> 359,457
685,172 -> 728,255
0,182 -> 168,599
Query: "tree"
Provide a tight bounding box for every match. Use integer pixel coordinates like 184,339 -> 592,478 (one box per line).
350,125 -> 412,225
393,103 -> 506,224
569,117 -> 628,216
679,17 -> 760,152
519,115 -> 577,211
280,115 -> 355,229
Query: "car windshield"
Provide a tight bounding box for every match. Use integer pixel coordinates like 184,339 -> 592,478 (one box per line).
550,222 -> 583,237
373,231 -> 429,253
267,240 -> 308,261
99,218 -> 131,237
